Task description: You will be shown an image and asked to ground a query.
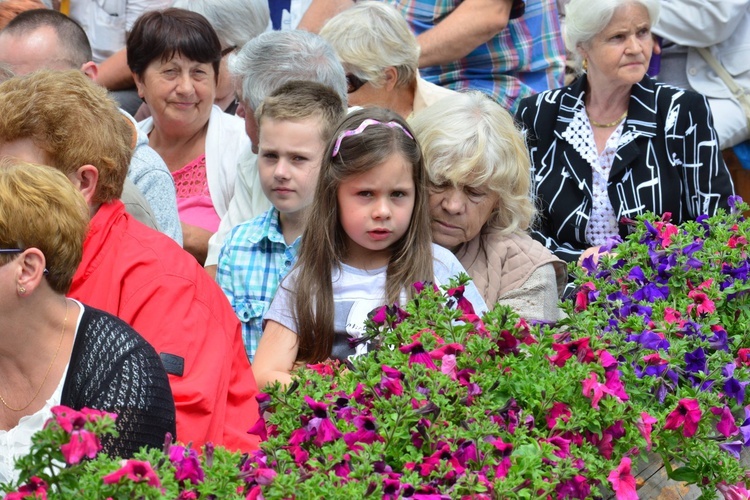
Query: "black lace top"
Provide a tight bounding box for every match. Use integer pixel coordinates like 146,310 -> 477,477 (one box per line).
60,306 -> 176,457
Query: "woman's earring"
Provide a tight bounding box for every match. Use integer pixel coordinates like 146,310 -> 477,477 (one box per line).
18,285 -> 26,295
582,59 -> 588,72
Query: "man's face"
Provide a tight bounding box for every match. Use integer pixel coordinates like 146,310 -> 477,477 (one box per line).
0,26 -> 74,75
236,99 -> 260,154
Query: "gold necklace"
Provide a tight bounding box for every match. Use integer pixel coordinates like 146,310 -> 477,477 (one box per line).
0,299 -> 69,412
588,110 -> 628,128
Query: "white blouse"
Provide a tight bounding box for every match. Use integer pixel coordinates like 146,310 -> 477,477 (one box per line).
561,107 -> 625,246
0,301 -> 83,484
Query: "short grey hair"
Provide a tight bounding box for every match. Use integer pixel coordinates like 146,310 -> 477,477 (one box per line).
410,91 -> 535,234
171,0 -> 269,48
564,0 -> 659,72
319,1 -> 418,89
228,30 -> 347,111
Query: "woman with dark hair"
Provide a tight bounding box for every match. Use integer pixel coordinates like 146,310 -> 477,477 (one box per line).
128,8 -> 249,264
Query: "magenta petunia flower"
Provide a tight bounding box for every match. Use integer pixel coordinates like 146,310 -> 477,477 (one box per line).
737,348 -> 750,367
608,457 -> 638,500
664,398 -> 702,437
582,372 -> 620,409
603,370 -> 629,402
60,429 -> 100,465
5,477 -> 48,500
549,337 -> 595,367
50,406 -> 87,433
399,342 -> 437,370
555,475 -> 591,499
102,460 -> 161,487
574,282 -> 598,312
303,396 -> 343,446
545,402 -> 571,430
446,285 -> 476,316
371,305 -> 388,325
169,445 -> 205,485
343,415 -> 381,448
247,416 -> 268,441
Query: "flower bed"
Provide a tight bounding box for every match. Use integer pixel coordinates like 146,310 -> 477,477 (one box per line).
3,201 -> 750,499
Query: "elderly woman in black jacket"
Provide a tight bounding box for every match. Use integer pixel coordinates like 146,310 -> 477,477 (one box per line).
516,0 -> 734,266
0,161 -> 174,483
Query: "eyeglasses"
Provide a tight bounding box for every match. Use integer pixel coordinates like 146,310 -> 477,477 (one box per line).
221,45 -> 237,58
0,248 -> 49,275
346,73 -> 367,94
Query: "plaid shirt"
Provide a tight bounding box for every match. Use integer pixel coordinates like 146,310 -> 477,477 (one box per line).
216,208 -> 300,362
387,0 -> 565,112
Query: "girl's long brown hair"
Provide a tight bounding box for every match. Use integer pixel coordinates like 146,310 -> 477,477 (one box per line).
291,107 -> 434,363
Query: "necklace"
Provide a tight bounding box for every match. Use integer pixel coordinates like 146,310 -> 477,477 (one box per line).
0,298 -> 69,412
587,110 -> 628,128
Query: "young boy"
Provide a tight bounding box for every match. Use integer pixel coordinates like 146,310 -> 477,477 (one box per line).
217,80 -> 346,361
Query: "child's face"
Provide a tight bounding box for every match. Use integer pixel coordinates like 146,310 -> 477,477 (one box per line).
257,116 -> 326,222
337,153 -> 415,269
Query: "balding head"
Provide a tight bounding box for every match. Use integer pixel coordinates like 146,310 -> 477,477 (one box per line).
0,9 -> 95,77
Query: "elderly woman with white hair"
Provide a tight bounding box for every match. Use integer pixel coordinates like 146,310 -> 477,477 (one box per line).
319,1 -> 453,119
411,91 -> 566,321
516,0 -> 734,267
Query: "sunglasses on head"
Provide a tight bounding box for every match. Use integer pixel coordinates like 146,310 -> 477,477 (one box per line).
346,73 -> 367,94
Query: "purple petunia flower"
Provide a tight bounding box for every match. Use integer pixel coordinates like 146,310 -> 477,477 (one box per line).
684,347 -> 707,374
632,283 -> 670,303
719,441 -> 743,460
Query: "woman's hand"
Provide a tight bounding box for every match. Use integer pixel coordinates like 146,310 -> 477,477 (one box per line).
181,222 -> 212,265
577,245 -> 605,267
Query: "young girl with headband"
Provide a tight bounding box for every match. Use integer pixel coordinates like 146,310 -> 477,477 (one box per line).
252,108 -> 487,387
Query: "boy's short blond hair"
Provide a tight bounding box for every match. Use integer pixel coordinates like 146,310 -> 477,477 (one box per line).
255,80 -> 346,145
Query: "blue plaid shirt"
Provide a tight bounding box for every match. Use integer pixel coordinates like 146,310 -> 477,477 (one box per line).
216,208 -> 300,362
387,0 -> 565,112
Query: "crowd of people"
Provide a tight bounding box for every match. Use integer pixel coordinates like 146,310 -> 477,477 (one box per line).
0,0 -> 742,483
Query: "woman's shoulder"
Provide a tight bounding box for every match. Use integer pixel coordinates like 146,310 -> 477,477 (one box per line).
76,304 -> 155,353
642,78 -> 709,109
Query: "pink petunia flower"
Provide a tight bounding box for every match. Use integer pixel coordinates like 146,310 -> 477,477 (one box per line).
608,457 -> 638,500
664,398 -> 702,437
717,480 -> 750,500
711,406 -> 740,438
60,429 -> 100,465
687,290 -> 716,316
636,412 -> 658,450
102,460 -> 161,487
582,372 -> 615,409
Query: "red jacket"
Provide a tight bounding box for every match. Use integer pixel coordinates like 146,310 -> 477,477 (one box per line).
69,201 -> 260,452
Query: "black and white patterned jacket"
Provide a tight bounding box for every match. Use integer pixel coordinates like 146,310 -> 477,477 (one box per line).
516,75 -> 735,263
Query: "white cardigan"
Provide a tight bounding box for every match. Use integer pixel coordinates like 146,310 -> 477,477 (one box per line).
137,105 -> 249,218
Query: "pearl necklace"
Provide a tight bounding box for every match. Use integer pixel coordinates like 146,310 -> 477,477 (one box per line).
0,299 -> 69,412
